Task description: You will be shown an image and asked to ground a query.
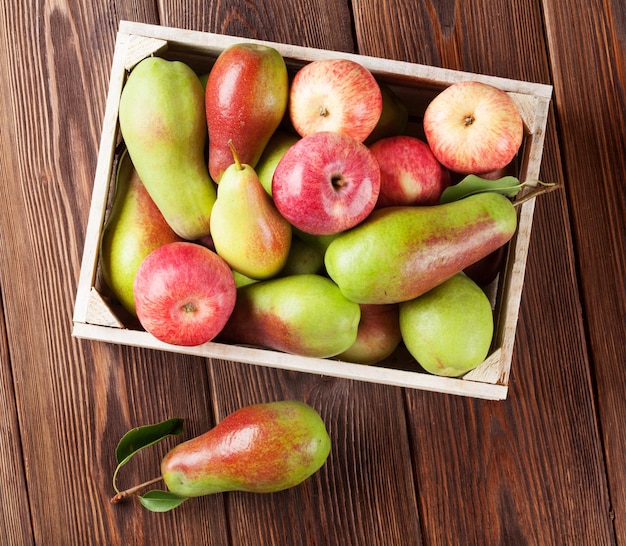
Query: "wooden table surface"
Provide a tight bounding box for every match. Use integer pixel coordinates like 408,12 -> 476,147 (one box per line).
1,1 -> 624,545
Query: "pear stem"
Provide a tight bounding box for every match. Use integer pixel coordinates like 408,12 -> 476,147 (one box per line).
110,476 -> 164,504
228,139 -> 243,170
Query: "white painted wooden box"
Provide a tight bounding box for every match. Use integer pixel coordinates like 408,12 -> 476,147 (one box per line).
72,20 -> 552,400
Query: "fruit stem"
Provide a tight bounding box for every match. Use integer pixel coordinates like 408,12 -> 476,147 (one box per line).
110,476 -> 164,504
228,139 -> 243,170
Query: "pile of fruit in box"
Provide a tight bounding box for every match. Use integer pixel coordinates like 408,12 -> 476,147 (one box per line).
100,42 -> 535,378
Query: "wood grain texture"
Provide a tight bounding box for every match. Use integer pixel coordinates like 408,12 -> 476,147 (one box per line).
352,0 -> 615,544
541,0 -> 626,541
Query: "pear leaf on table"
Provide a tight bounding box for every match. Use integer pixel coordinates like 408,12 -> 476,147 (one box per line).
439,174 -> 556,204
115,417 -> 184,464
139,490 -> 188,512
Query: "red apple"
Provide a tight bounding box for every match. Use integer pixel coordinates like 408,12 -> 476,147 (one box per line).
336,304 -> 402,365
369,135 -> 451,208
288,58 -> 383,142
423,80 -> 524,174
272,131 -> 381,235
133,242 -> 236,346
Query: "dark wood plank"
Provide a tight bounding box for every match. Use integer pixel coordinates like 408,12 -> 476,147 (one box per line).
352,0 -> 615,544
541,0 -> 626,541
0,2 -> 229,544
158,2 -> 425,543
0,290 -> 34,545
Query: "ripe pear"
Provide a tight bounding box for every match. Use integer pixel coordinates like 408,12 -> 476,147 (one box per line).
279,237 -> 324,276
255,129 -> 299,195
162,400 -> 331,497
210,142 -> 292,279
365,82 -> 409,145
218,274 -> 361,358
118,57 -> 216,240
99,150 -> 182,316
206,43 -> 288,182
399,273 -> 494,376
336,304 -> 401,365
324,192 -> 517,304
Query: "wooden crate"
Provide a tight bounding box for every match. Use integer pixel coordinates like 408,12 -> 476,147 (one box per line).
72,20 -> 552,400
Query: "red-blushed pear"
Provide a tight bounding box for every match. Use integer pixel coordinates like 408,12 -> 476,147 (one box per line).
206,43 -> 288,182
100,151 -> 183,317
161,401 -> 331,497
118,57 -> 216,240
369,135 -> 451,208
336,304 -> 402,365
324,192 -> 518,304
210,142 -> 292,279
218,274 -> 361,358
272,131 -> 381,235
133,242 -> 236,346
423,80 -> 524,174
289,58 -> 383,142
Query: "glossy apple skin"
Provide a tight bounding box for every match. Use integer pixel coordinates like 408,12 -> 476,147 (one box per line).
218,274 -> 361,358
289,58 -> 382,142
162,401 -> 331,497
423,81 -> 524,174
336,304 -> 401,365
325,192 -> 518,304
206,43 -> 288,182
133,242 -> 236,346
369,135 -> 451,208
272,131 -> 381,235
100,151 -> 182,316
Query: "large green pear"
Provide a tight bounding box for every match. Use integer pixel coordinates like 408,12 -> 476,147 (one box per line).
206,43 -> 288,183
118,57 -> 216,240
99,150 -> 182,316
162,400 -> 331,497
210,143 -> 292,279
218,274 -> 361,358
399,273 -> 494,376
324,192 -> 517,304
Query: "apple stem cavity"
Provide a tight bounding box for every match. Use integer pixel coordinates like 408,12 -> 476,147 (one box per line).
331,174 -> 345,189
464,114 -> 475,127
110,476 -> 163,504
319,106 -> 329,117
181,302 -> 197,314
228,139 -> 243,170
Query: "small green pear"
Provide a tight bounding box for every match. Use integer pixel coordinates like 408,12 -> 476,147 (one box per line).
255,130 -> 299,195
325,192 -> 517,304
210,142 -> 292,279
119,57 -> 216,240
161,400 -> 331,497
399,273 -> 494,376
99,150 -> 182,315
365,82 -> 409,144
206,43 -> 288,182
279,236 -> 324,276
218,274 -> 361,358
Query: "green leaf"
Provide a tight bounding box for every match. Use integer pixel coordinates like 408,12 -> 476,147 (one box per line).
439,175 -> 523,204
112,418 -> 184,494
115,418 -> 184,464
139,490 -> 188,512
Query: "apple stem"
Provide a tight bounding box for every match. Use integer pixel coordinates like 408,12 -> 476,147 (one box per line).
228,139 -> 243,170
319,106 -> 328,117
110,476 -> 164,504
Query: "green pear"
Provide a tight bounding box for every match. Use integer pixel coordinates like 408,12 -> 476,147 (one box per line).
118,57 -> 216,240
399,273 -> 494,376
279,236 -> 324,276
218,274 -> 361,358
210,142 -> 292,279
100,150 -> 182,316
255,130 -> 299,195
324,192 -> 517,304
206,43 -> 288,182
365,82 -> 409,144
162,400 -> 331,497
